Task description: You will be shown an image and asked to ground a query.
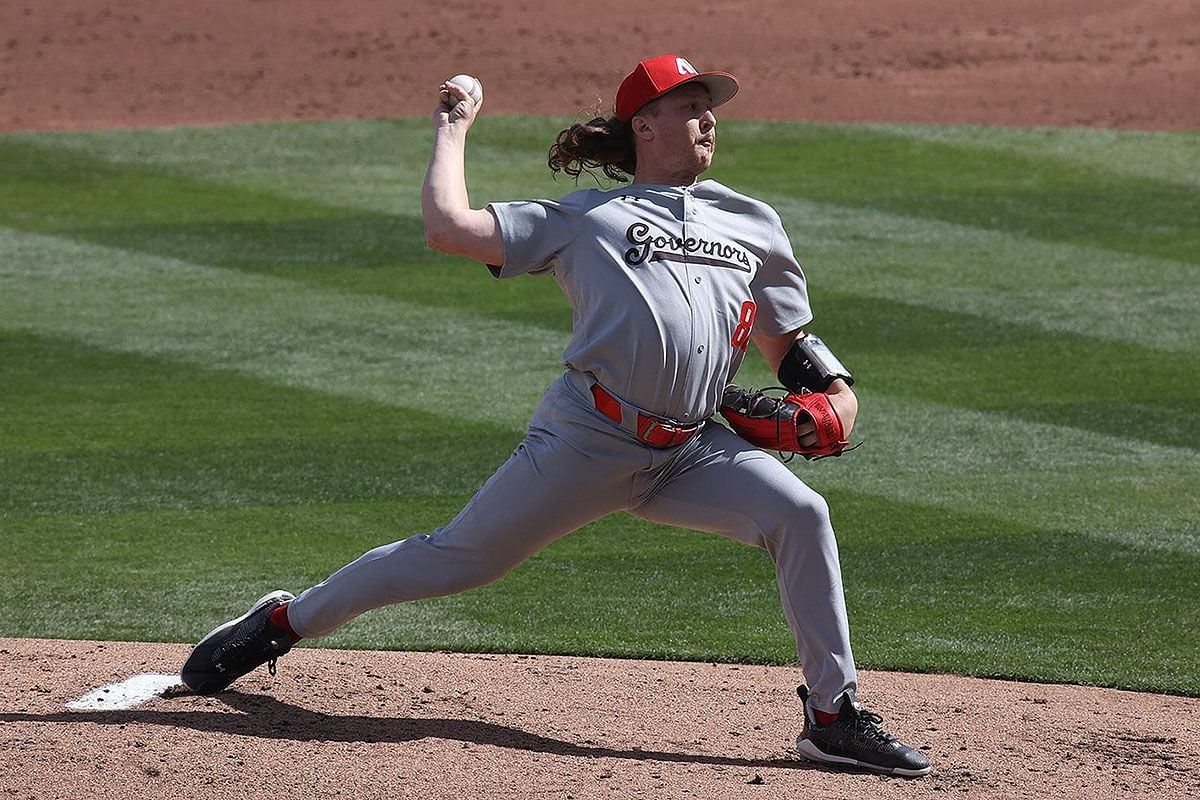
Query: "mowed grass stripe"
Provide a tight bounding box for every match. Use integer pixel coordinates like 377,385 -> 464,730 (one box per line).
805,396 -> 1200,556
0,228 -> 566,424
834,489 -> 1199,694
765,194 -> 1199,354
864,122 -> 1200,190
13,117 -> 1200,214
64,215 -> 576,333
4,126 -> 1195,358
811,292 -> 1199,450
715,121 -> 1200,265
0,122 -> 556,229
0,331 -> 519,516
47,200 -> 1200,354
0,118 -> 561,217
5,127 -> 1198,442
37,196 -> 1200,356
2,233 -> 1195,560
3,227 -> 1189,468
5,123 -> 1197,350
0,137 -> 349,229
3,491 -> 1196,695
0,329 -> 519,460
4,331 -> 1195,557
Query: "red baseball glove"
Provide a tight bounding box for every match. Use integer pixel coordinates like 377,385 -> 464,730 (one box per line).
719,384 -> 853,460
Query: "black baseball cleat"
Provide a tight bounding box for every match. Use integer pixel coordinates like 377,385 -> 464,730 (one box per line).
181,590 -> 296,695
795,685 -> 932,778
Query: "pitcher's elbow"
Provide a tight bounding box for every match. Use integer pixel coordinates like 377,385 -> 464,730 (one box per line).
424,226 -> 452,253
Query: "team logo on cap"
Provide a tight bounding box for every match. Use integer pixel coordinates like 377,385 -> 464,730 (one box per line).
676,58 -> 698,76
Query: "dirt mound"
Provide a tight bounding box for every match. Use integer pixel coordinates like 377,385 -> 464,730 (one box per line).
1,0 -> 1197,132
2,638 -> 1197,799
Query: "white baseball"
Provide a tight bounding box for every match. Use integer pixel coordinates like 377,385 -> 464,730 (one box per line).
447,74 -> 484,110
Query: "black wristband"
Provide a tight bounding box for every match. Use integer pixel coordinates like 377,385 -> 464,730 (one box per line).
778,334 -> 854,393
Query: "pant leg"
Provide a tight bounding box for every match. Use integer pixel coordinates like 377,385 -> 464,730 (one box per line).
631,422 -> 858,713
288,383 -> 643,638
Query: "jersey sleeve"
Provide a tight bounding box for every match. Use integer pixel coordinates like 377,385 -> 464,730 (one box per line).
485,190 -> 590,279
750,216 -> 813,335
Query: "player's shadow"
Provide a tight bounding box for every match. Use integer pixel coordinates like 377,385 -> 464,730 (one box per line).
0,690 -> 816,771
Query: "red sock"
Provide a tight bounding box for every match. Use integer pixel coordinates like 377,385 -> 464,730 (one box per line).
269,603 -> 301,642
814,709 -> 841,727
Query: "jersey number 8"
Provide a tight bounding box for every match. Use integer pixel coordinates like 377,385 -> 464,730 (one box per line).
731,300 -> 757,350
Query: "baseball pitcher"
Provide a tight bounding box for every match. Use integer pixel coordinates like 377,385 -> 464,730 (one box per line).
181,54 -> 931,778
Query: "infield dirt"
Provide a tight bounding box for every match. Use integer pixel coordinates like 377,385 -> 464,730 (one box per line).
1,0 -> 1197,131
1,1 -> 1197,798
3,639 -> 1198,800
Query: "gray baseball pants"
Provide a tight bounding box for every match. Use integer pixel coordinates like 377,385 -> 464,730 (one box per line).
287,370 -> 858,713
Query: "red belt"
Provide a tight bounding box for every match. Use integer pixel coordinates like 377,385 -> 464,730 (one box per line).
589,383 -> 702,449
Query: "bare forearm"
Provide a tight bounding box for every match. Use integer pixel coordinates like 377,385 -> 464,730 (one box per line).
752,328 -> 804,373
422,128 -> 471,237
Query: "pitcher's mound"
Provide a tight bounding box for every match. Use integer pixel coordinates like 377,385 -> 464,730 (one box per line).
1,638 -> 1196,799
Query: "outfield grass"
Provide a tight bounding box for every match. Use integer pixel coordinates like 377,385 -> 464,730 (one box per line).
1,119 -> 1197,695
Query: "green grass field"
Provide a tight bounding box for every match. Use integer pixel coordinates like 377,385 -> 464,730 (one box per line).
1,118 -> 1197,695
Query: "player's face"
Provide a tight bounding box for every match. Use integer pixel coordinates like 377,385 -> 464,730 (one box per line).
642,84 -> 717,178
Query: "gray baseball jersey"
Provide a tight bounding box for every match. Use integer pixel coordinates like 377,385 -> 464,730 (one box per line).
287,179 -> 858,714
487,180 -> 812,422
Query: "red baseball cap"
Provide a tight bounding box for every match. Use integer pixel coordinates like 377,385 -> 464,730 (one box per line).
615,54 -> 739,122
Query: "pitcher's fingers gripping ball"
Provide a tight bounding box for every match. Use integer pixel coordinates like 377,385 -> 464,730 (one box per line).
437,73 -> 484,127
447,74 -> 484,108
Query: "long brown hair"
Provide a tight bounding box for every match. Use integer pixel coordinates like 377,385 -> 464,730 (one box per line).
547,115 -> 636,182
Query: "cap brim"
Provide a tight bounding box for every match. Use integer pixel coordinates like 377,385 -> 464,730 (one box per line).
687,72 -> 739,110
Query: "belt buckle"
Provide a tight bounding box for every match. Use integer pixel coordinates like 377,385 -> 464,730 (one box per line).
637,415 -> 697,448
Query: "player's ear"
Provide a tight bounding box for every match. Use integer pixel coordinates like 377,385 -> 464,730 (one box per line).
630,114 -> 655,141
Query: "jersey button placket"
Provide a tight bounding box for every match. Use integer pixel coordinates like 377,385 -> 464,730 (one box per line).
678,189 -> 699,421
